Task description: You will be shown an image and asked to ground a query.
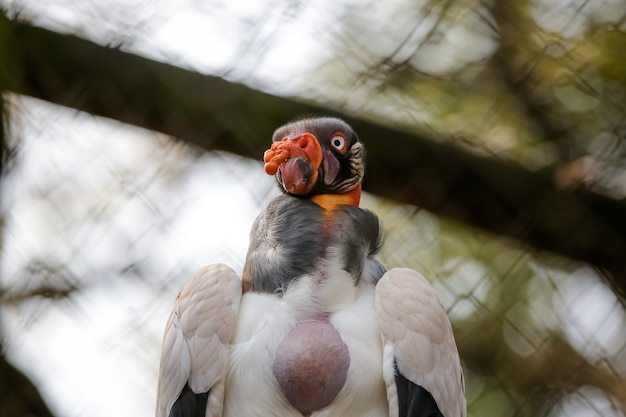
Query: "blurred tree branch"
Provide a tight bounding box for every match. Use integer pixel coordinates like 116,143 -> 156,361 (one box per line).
1,15 -> 626,298
456,318 -> 626,413
1,284 -> 78,305
490,1 -> 574,159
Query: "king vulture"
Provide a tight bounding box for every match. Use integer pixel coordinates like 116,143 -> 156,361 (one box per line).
156,117 -> 466,417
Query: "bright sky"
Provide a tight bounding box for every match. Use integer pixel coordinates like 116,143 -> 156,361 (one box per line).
1,1 -> 625,417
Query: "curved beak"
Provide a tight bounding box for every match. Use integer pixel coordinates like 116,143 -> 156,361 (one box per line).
264,133 -> 323,195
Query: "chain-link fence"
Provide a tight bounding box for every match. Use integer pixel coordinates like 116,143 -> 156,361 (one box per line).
1,1 -> 625,417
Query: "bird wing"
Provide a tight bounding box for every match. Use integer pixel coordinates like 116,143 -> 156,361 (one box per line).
156,264 -> 242,417
375,268 -> 466,417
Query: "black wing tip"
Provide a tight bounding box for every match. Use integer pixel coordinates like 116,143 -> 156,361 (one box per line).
169,384 -> 209,417
395,361 -> 444,417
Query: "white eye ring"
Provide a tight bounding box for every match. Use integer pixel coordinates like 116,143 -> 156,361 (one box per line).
330,135 -> 346,151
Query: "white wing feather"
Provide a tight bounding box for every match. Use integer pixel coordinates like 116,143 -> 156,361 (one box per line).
375,268 -> 466,417
156,264 -> 242,417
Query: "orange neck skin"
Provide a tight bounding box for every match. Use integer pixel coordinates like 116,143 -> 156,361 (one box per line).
310,184 -> 362,211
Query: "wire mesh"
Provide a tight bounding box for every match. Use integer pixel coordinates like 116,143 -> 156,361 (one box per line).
1,1 -> 625,416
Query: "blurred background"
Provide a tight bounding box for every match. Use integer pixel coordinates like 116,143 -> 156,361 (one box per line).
1,0 -> 625,416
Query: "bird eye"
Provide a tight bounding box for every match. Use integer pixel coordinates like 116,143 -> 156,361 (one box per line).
330,134 -> 347,153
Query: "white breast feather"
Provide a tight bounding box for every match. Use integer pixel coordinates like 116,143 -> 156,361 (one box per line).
224,261 -> 388,417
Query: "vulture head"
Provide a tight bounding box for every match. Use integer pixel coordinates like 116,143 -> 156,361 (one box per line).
263,117 -> 364,209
